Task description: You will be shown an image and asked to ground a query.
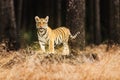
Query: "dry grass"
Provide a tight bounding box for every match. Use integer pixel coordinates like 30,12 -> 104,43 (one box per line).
0,43 -> 120,80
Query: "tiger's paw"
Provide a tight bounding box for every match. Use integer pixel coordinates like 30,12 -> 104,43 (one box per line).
62,50 -> 70,55
47,51 -> 55,55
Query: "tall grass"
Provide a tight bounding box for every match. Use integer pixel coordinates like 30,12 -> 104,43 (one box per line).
0,44 -> 120,80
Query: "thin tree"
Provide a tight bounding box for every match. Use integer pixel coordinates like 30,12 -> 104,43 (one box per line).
16,0 -> 23,32
86,0 -> 101,44
94,0 -> 101,44
86,0 -> 94,44
0,0 -> 4,41
16,0 -> 23,49
56,0 -> 62,26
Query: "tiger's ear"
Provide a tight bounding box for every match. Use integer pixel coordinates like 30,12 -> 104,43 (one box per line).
35,16 -> 39,22
45,16 -> 49,22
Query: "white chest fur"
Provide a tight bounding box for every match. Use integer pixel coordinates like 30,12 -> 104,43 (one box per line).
37,29 -> 48,43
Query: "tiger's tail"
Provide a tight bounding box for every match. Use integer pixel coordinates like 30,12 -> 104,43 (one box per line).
70,31 -> 80,39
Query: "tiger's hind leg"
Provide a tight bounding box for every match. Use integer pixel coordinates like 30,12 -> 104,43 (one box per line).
62,42 -> 70,55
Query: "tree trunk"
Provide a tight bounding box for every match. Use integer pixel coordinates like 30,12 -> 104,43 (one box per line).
94,0 -> 101,44
87,0 -> 94,44
0,0 -> 4,41
16,0 -> 23,30
16,0 -> 23,48
0,0 -> 19,50
66,0 -> 85,50
56,0 -> 62,26
86,0 -> 101,44
109,0 -> 120,44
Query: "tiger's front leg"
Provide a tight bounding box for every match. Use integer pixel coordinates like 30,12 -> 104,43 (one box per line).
39,41 -> 45,52
48,39 -> 55,54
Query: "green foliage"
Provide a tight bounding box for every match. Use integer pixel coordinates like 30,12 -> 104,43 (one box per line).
20,29 -> 38,47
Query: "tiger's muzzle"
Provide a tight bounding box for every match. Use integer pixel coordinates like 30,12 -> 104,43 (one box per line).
37,27 -> 46,32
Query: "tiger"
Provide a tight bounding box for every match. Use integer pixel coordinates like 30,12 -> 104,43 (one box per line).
35,16 -> 80,55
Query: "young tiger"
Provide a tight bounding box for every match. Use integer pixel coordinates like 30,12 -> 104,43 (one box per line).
35,16 -> 80,55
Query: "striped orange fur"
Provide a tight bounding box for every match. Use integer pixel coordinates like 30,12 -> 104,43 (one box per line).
35,16 -> 80,55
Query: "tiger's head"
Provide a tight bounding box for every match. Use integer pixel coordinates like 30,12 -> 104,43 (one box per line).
35,16 -> 49,29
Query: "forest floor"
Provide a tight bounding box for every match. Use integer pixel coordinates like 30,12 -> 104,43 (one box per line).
0,42 -> 120,80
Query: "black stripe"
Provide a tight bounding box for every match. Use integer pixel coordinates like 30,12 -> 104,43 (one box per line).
45,32 -> 48,39
58,28 -> 65,38
38,39 -> 45,43
37,28 -> 47,37
41,29 -> 47,37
